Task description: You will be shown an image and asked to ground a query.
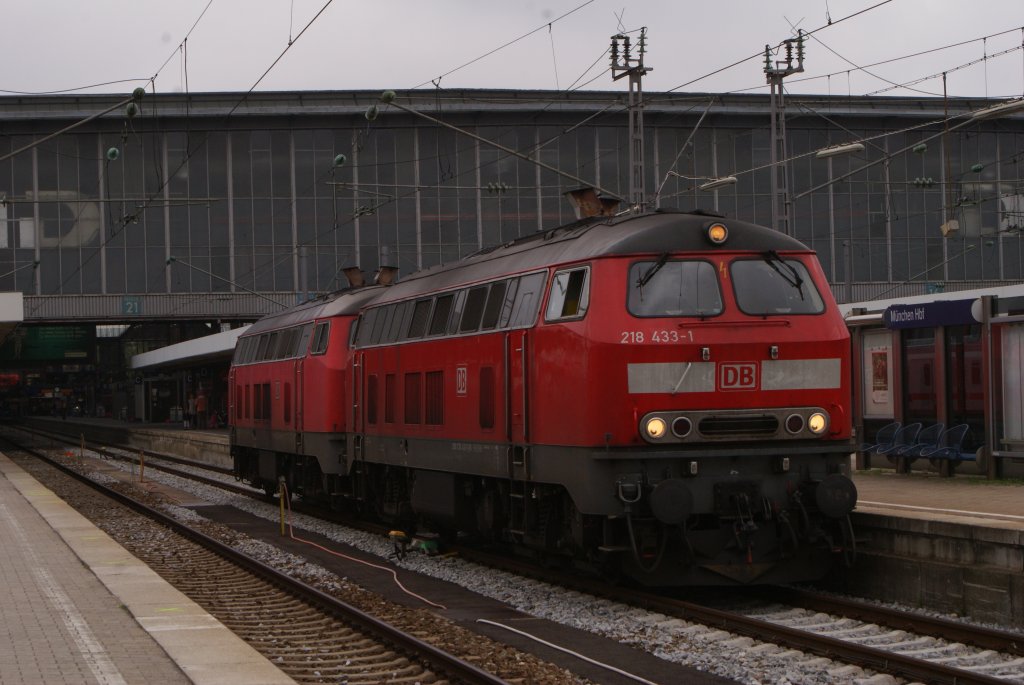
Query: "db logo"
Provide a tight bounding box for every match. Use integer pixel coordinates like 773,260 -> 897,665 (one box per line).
719,362 -> 758,390
455,366 -> 468,396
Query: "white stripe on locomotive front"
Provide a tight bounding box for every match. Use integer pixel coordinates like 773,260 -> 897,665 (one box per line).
626,358 -> 842,393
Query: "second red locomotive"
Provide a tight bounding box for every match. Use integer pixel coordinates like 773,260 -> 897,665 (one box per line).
231,209 -> 857,585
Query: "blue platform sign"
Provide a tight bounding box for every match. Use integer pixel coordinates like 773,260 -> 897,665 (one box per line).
883,298 -> 981,329
123,296 -> 142,315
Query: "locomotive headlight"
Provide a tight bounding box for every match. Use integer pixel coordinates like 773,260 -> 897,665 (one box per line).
706,223 -> 729,244
644,416 -> 667,440
808,412 -> 829,435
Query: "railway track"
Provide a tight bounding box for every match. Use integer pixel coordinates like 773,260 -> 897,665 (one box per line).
456,547 -> 1024,685
13,423 -> 1024,684
0,431 -> 513,685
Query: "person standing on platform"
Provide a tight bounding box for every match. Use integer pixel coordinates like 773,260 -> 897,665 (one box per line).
195,389 -> 208,429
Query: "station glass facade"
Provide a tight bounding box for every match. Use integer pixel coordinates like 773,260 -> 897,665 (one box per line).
0,90 -> 1022,314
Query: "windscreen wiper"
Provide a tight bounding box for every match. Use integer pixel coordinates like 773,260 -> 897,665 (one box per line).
763,250 -> 805,299
637,252 -> 669,289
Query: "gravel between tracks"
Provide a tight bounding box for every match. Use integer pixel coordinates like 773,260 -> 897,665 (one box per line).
14,450 -> 590,685
76,451 -> 913,685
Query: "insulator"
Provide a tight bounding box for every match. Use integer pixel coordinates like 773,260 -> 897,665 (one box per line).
131,87 -> 145,103
125,102 -> 139,118
106,147 -> 120,161
379,90 -> 396,104
971,163 -> 984,172
333,154 -> 347,167
365,105 -> 378,121
913,143 -> 927,153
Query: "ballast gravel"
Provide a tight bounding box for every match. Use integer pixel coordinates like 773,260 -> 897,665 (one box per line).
68,446 -> 987,685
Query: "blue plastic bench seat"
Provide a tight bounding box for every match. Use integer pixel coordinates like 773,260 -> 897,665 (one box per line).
921,423 -> 972,461
859,421 -> 900,454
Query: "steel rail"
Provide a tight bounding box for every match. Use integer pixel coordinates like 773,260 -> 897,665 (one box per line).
456,547 -> 1015,685
5,433 -> 508,685
770,585 -> 1024,657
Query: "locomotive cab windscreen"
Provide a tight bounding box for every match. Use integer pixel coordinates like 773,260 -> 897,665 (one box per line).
732,253 -> 825,315
628,259 -> 723,317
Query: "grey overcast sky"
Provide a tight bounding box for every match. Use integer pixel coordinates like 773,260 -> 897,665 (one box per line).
4,1 -> 1023,100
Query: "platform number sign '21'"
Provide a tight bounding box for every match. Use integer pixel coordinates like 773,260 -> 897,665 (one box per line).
719,362 -> 758,391
456,365 -> 468,396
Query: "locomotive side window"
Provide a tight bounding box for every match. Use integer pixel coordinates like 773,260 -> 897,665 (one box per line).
310,322 -> 330,354
256,334 -> 269,360
507,271 -> 546,327
274,330 -> 289,359
391,302 -> 413,342
407,298 -> 433,339
296,324 -> 313,357
480,280 -> 507,330
447,290 -> 467,335
428,294 -> 454,336
356,308 -> 379,347
265,333 -> 280,360
370,306 -> 391,343
545,266 -> 590,321
497,279 -> 520,328
731,257 -> 825,315
628,260 -> 722,317
277,329 -> 296,359
459,286 -> 488,332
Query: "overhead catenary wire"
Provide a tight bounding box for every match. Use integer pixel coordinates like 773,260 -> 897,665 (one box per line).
8,0 -> 1015,317
407,0 -> 595,90
381,94 -> 620,202
663,0 -> 895,94
205,0 -> 932,295
723,25 -> 1024,97
12,0 -> 337,322
787,17 -> 942,98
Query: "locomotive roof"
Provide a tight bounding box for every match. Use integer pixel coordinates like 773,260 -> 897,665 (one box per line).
243,211 -> 812,331
370,209 -> 812,305
242,285 -> 384,336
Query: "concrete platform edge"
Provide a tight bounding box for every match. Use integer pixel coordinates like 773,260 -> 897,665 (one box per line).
0,453 -> 296,685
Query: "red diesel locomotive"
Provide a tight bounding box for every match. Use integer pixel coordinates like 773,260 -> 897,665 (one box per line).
230,209 -> 857,585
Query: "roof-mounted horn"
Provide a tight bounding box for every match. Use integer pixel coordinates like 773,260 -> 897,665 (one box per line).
563,187 -> 621,219
342,267 -> 365,288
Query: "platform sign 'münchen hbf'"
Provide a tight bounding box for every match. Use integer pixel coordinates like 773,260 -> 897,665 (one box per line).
883,299 -> 983,329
